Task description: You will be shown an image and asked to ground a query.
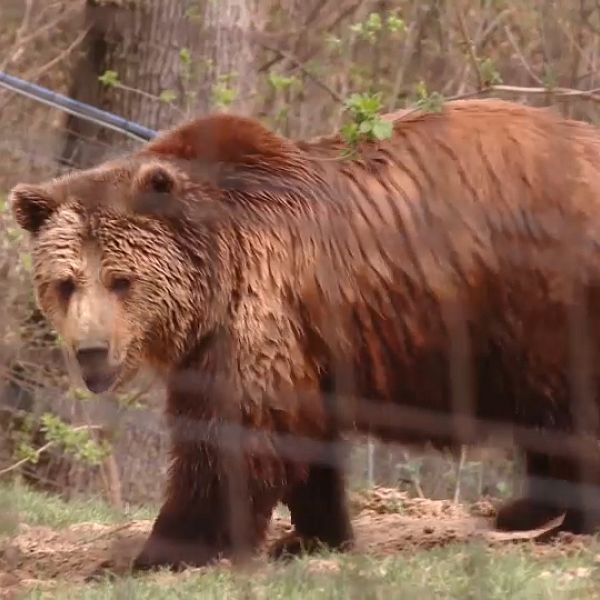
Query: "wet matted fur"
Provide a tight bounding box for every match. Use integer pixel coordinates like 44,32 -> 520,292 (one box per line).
10,98 -> 600,571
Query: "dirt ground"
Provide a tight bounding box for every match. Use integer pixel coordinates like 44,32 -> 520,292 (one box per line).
0,488 -> 592,596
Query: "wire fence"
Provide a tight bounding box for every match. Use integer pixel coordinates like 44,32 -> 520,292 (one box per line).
0,71 -> 523,510
2,61 -> 600,587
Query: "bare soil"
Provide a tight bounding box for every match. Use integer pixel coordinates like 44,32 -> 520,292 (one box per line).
0,488 -> 592,597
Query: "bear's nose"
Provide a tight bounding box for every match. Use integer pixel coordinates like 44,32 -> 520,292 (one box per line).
75,343 -> 109,370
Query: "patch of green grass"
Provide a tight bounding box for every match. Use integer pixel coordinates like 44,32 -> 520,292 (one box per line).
0,479 -> 155,531
5,481 -> 600,598
22,542 -> 600,599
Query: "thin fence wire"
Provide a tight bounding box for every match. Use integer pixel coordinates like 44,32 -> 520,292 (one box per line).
1,69 -> 600,582
0,85 -> 518,508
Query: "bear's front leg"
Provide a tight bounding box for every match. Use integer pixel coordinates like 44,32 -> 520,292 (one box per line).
133,439 -> 280,572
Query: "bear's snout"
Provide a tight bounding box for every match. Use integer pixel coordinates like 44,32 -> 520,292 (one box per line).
74,342 -> 120,394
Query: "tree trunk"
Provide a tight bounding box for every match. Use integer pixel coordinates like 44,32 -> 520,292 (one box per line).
62,0 -> 262,168
61,0 -> 199,167
197,0 -> 262,115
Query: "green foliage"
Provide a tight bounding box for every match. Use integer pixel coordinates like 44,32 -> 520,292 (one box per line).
386,13 -> 406,34
68,384 -> 144,411
159,89 -> 177,104
350,12 -> 383,43
40,414 -> 110,466
115,391 -> 145,410
14,439 -> 39,465
268,72 -> 299,92
350,11 -> 406,43
341,92 -> 393,153
10,411 -> 111,475
98,69 -> 120,88
177,47 -> 202,111
478,57 -> 503,87
69,387 -> 93,402
211,84 -> 236,109
413,80 -> 445,113
211,73 -> 238,109
178,47 -> 192,66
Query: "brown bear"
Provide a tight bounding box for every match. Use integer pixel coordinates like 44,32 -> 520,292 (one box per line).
9,98 -> 600,572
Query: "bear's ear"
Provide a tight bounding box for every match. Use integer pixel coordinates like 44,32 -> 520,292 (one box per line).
130,162 -> 180,217
136,163 -> 176,194
9,183 -> 58,235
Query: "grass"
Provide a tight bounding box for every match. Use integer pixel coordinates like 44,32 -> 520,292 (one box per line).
0,479 -> 155,532
22,544 -> 600,600
3,480 -> 600,599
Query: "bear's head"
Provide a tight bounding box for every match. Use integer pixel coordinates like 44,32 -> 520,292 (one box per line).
9,113 -> 307,394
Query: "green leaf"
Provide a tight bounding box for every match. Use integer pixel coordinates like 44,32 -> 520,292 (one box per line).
211,84 -> 237,108
16,441 -> 38,464
366,12 -> 382,31
341,89 -> 392,151
159,89 -> 178,103
340,122 -> 359,146
71,387 -> 92,402
98,70 -> 120,87
358,120 -> 373,134
387,14 -> 406,33
478,57 -> 502,87
268,72 -> 298,91
179,47 -> 192,65
415,80 -> 428,100
371,119 -> 393,141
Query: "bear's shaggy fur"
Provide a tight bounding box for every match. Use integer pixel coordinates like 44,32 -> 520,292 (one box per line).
10,98 -> 600,571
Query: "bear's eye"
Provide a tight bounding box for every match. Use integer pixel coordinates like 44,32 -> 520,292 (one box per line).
109,275 -> 132,295
56,278 -> 76,302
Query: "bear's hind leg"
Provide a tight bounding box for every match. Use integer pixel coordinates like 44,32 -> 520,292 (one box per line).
495,450 -> 600,534
270,461 -> 354,560
495,451 -> 564,531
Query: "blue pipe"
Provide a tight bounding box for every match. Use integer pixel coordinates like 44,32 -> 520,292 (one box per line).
0,70 -> 157,142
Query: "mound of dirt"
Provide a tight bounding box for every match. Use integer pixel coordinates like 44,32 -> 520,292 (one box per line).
349,486 -> 494,518
0,488 -> 588,598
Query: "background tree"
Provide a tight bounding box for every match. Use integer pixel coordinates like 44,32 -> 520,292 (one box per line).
62,0 -> 197,167
196,0 -> 263,114
62,0 -> 262,168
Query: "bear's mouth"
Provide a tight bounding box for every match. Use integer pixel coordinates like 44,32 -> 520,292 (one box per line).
81,366 -> 121,395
